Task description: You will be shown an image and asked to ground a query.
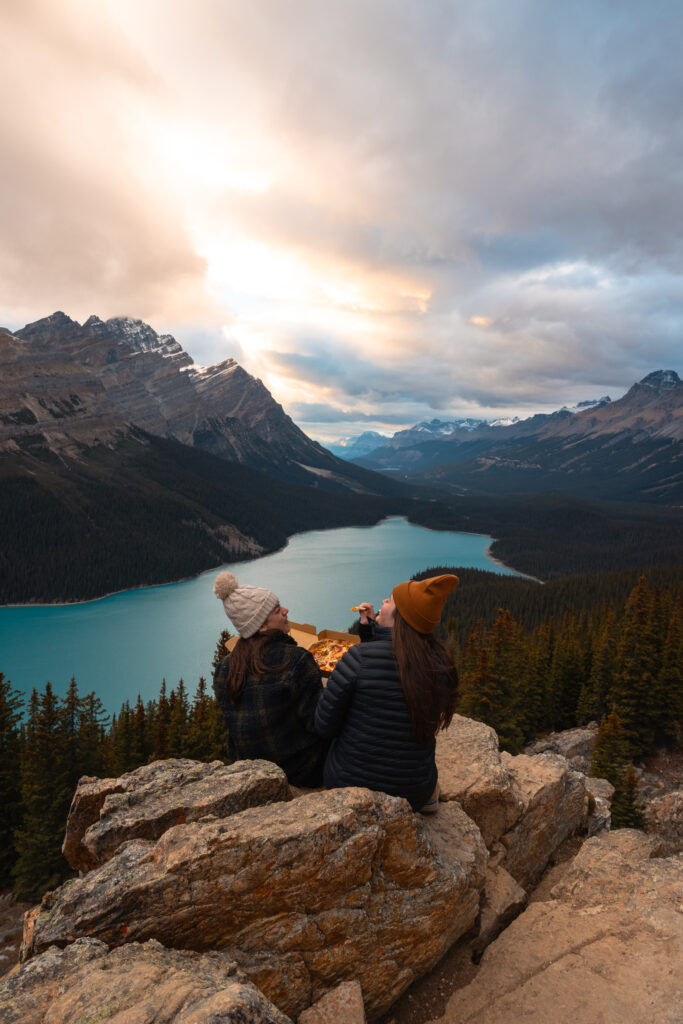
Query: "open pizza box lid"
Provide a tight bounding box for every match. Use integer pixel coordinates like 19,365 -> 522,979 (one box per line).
224,621 -> 358,653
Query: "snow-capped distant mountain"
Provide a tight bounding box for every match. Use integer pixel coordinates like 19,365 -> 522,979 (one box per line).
354,371 -> 682,503
328,430 -> 391,459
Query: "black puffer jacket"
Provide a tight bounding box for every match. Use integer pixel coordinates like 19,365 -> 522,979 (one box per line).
213,632 -> 328,787
314,624 -> 437,810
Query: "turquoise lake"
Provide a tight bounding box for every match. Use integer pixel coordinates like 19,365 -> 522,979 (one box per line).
0,517 -> 520,714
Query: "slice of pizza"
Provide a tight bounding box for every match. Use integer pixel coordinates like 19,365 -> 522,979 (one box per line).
308,638 -> 354,674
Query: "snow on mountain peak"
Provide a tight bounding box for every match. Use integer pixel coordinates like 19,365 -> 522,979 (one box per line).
638,370 -> 680,391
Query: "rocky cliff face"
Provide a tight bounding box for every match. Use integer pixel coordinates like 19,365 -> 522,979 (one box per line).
3,717 -> 681,1023
8,312 -> 395,494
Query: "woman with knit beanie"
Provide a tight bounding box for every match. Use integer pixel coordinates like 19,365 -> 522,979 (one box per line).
212,572 -> 328,787
314,574 -> 459,812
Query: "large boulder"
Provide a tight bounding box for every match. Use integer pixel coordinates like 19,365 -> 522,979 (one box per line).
63,758 -> 290,871
439,830 -> 683,1024
436,716 -> 523,846
496,752 -> 587,889
524,723 -> 598,772
23,787 -> 487,1021
644,789 -> 683,855
0,937 -> 292,1023
436,718 -> 587,890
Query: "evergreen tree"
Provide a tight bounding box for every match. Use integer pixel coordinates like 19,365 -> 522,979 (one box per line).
548,623 -> 586,732
0,674 -> 23,887
590,711 -> 645,830
78,691 -> 109,777
652,603 -> 683,748
212,630 -> 232,672
13,684 -> 72,900
577,610 -> 615,724
167,680 -> 190,757
611,577 -> 659,757
154,680 -> 170,761
458,611 -> 524,753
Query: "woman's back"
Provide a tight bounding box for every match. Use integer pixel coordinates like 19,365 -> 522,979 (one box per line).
214,631 -> 326,786
314,624 -> 439,810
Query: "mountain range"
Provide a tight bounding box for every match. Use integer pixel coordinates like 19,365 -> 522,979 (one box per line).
355,371 -> 682,503
2,311 -> 400,495
0,313 -> 409,602
1,311 -> 681,602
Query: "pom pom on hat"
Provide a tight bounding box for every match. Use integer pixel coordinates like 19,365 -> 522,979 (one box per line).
392,574 -> 459,634
214,571 -> 239,602
213,571 -> 279,638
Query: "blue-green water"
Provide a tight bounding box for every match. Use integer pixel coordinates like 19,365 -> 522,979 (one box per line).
0,517 -> 520,714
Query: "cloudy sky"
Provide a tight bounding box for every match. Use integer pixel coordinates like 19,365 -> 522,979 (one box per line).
2,0 -> 682,442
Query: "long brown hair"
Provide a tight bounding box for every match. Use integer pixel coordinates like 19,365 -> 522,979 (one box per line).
392,610 -> 459,746
221,630 -> 289,704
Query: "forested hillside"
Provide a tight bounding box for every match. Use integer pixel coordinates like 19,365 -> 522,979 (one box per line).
0,433 -> 407,603
2,568 -> 680,900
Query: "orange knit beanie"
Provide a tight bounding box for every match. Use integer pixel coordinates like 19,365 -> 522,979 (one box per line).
392,574 -> 459,634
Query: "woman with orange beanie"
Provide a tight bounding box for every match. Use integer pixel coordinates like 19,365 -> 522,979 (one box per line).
314,574 -> 459,812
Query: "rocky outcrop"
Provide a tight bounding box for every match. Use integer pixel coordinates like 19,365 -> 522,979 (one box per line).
471,864 -> 527,959
524,722 -> 599,773
0,937 -> 292,1023
435,716 -> 523,847
436,717 -> 588,889
644,789 -> 683,855
438,830 -> 683,1024
23,786 -> 487,1020
495,752 -> 586,889
299,980 -> 366,1024
583,774 -> 615,835
62,757 -> 291,871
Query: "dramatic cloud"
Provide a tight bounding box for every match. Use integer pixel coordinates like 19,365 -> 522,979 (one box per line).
1,0 -> 681,439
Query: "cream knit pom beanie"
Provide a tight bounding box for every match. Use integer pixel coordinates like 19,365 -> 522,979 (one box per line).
213,572 -> 279,638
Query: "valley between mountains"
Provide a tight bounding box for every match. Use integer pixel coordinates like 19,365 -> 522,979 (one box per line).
1,312 -> 681,603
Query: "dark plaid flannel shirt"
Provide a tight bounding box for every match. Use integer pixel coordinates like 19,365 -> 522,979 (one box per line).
212,632 -> 326,785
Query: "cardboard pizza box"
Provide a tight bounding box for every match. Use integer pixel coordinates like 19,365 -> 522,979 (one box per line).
224,621 -> 358,653
317,628 -> 360,646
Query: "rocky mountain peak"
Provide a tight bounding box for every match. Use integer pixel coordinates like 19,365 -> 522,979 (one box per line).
636,369 -> 681,393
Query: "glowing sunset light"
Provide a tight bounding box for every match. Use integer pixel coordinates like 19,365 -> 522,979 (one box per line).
0,0 -> 680,442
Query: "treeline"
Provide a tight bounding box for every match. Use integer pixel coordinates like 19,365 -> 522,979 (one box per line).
452,574 -> 681,829
409,493 -> 683,580
1,574 -> 681,901
0,434 -> 405,603
0,670 -> 229,901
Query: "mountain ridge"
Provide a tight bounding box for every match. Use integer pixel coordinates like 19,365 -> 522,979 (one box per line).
8,311 -> 403,496
355,370 -> 683,502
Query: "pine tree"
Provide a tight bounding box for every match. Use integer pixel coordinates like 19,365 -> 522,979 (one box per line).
167,680 -> 190,757
458,611 -> 524,753
652,603 -> 683,748
153,680 -> 170,761
13,684 -> 72,900
577,610 -> 615,724
611,576 -> 659,758
548,623 -> 586,732
212,630 -> 232,672
79,691 -> 109,777
0,674 -> 23,887
590,711 -> 645,830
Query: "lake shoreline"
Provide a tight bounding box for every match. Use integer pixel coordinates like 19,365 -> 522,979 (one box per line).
1,516 -> 529,609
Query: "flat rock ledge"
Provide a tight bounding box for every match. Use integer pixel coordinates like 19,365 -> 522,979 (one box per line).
23,787 -> 488,1021
63,757 -> 291,871
0,938 -> 291,1024
437,830 -> 683,1024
